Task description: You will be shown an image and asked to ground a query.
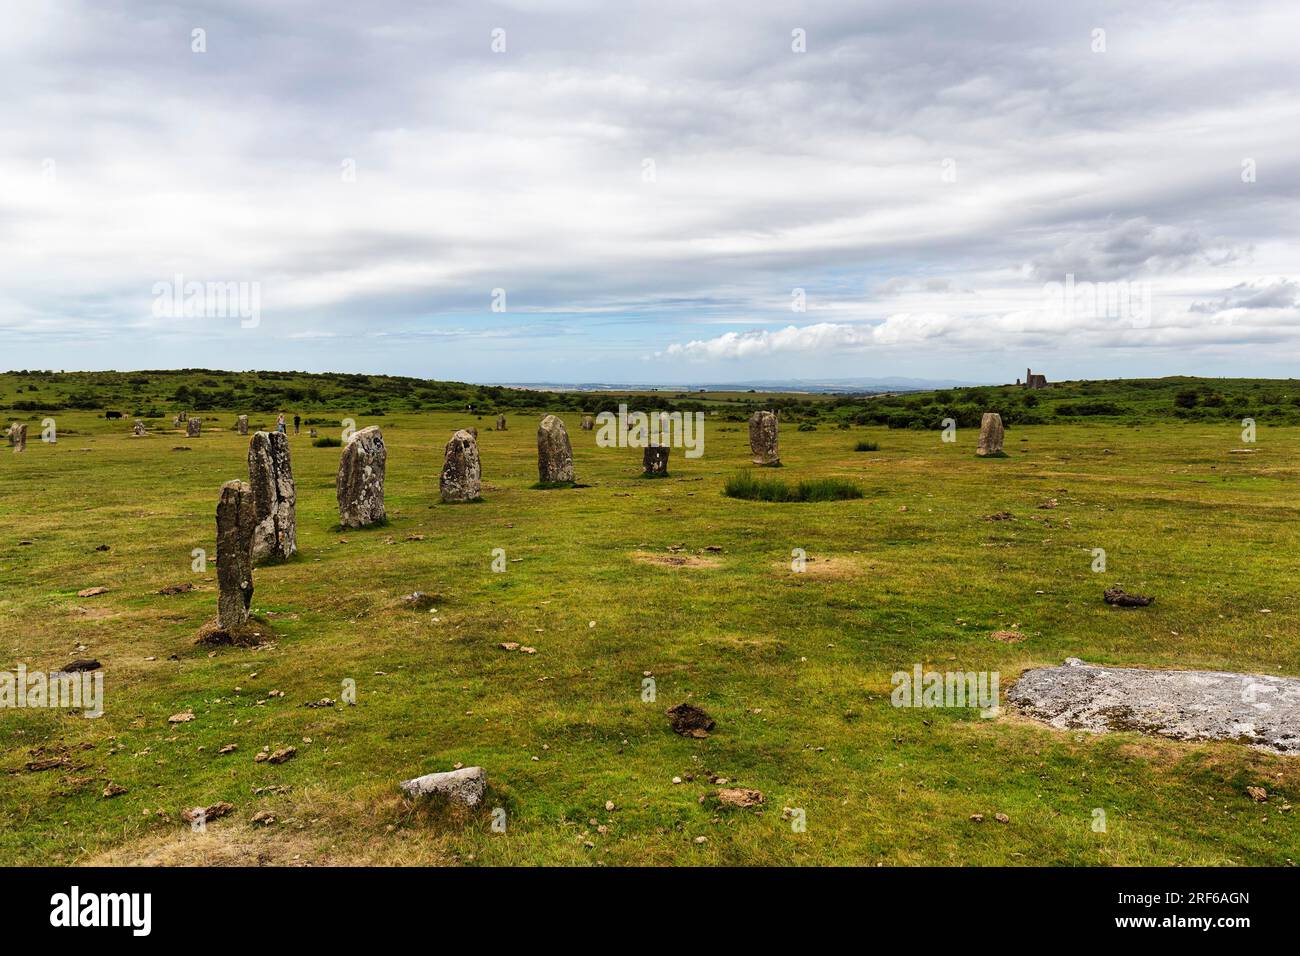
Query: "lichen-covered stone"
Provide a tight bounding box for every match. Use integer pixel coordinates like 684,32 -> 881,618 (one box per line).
537,415 -> 574,483
216,480 -> 255,629
236,414 -> 248,436
440,428 -> 482,502
748,410 -> 780,466
247,431 -> 297,562
1008,658 -> 1300,755
186,417 -> 202,438
976,413 -> 1004,456
336,425 -> 386,527
398,766 -> 487,806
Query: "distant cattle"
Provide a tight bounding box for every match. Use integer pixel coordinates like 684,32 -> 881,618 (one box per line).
105,410 -> 123,419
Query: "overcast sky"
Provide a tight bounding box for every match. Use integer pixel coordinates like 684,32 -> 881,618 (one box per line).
1,0 -> 1297,384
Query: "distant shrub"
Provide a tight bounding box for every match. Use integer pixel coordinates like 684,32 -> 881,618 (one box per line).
312,436 -> 341,447
724,470 -> 863,502
797,423 -> 817,431
1054,401 -> 1123,416
854,440 -> 879,451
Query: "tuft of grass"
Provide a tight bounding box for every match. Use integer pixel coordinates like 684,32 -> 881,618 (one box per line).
724,470 -> 863,502
312,436 -> 341,447
854,440 -> 879,452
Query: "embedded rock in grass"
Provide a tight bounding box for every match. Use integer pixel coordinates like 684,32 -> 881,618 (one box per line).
216,479 -> 255,630
537,414 -> 575,483
748,410 -> 780,466
667,702 -> 715,738
399,766 -> 487,806
186,417 -> 202,438
247,431 -> 297,562
336,425 -> 386,527
976,412 -> 1004,456
440,428 -> 482,502
643,444 -> 669,477
1104,586 -> 1153,607
1008,658 -> 1300,754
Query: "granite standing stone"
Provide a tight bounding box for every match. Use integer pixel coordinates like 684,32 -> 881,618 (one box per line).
216,480 -> 255,630
336,425 -> 386,527
440,428 -> 482,502
236,414 -> 249,436
496,415 -> 507,431
11,423 -> 27,453
247,431 -> 297,562
643,444 -> 669,476
748,410 -> 780,466
537,415 -> 575,483
132,420 -> 146,436
976,413 -> 1004,456
186,417 -> 202,438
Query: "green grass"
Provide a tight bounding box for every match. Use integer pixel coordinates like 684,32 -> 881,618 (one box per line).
724,470 -> 864,502
1,371 -> 1298,867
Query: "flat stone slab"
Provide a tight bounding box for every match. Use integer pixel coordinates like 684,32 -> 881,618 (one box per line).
398,766 -> 487,806
1008,658 -> 1300,755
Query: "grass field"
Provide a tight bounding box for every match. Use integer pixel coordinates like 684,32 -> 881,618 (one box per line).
2,394 -> 1299,866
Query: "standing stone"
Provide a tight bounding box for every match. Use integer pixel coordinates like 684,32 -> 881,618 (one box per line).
976,413 -> 1005,456
186,417 -> 202,438
440,429 -> 482,503
236,414 -> 249,436
132,420 -> 146,437
581,415 -> 594,431
5,424 -> 13,446
247,431 -> 297,562
216,480 -> 255,630
495,415 -> 507,431
537,415 -> 575,483
748,410 -> 780,466
467,426 -> 478,439
336,425 -> 386,527
643,445 -> 669,477
11,423 -> 27,453
309,428 -> 318,439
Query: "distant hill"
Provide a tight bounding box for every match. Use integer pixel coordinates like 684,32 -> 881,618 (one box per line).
501,376 -> 980,393
2,369 -> 1298,428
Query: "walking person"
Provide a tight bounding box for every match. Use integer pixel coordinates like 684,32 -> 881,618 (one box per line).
293,414 -> 301,435
276,412 -> 286,434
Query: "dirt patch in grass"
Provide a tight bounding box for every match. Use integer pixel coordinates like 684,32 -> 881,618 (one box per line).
631,550 -> 721,569
774,555 -> 866,579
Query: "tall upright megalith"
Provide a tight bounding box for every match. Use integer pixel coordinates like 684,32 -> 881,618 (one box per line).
247,431 -> 297,562
976,413 -> 1005,456
236,415 -> 249,436
216,480 -> 256,630
10,423 -> 26,453
336,425 -> 386,527
496,415 -> 507,431
748,410 -> 780,466
537,415 -> 575,483
440,429 -> 482,502
186,417 -> 202,438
